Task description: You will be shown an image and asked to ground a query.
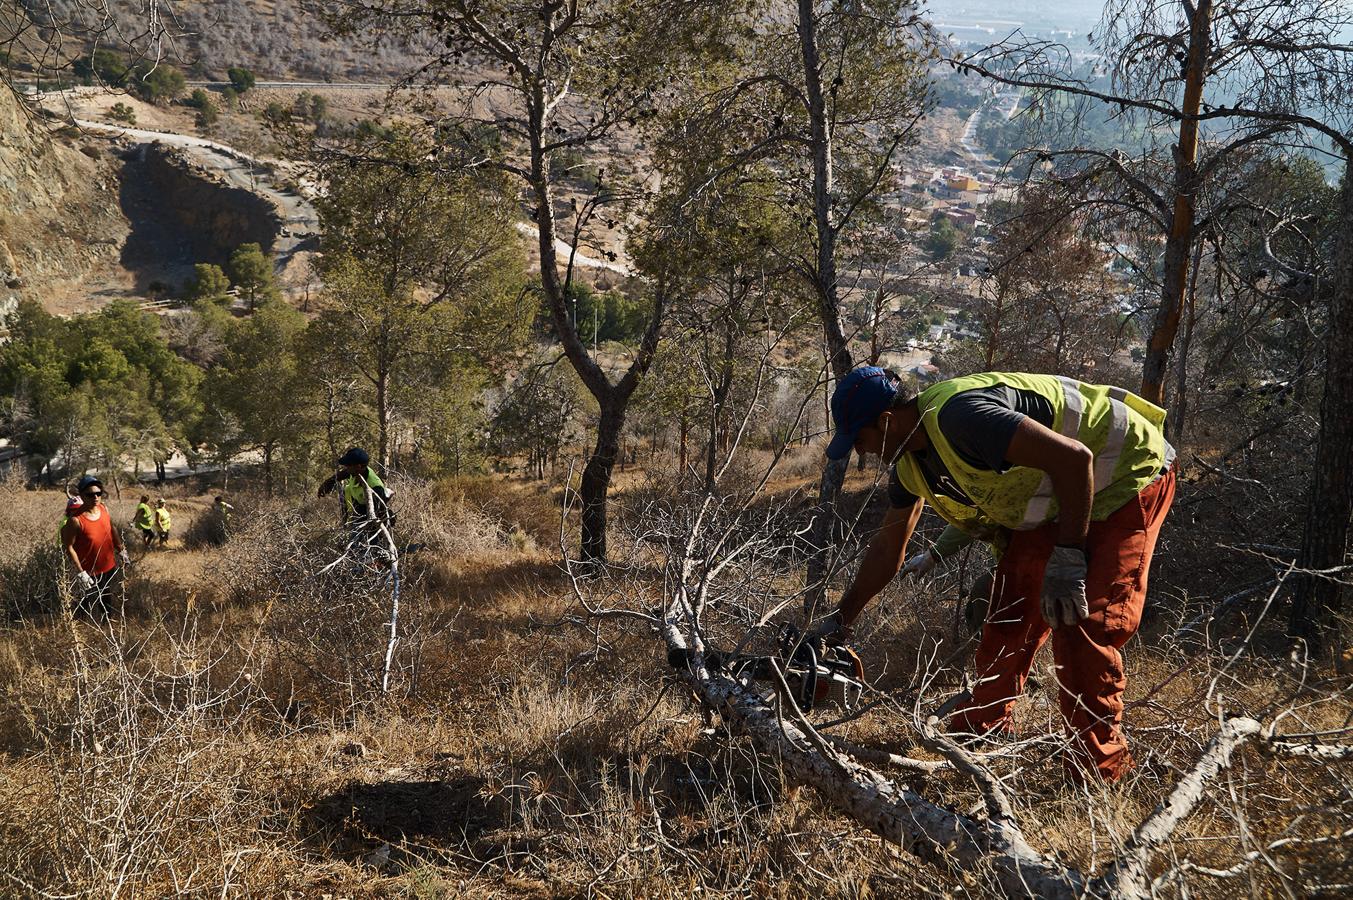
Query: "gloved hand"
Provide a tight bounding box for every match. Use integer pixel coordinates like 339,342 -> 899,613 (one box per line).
806,610 -> 852,647
118,548 -> 131,568
1041,545 -> 1089,627
901,550 -> 939,578
75,571 -> 96,592
317,474 -> 338,498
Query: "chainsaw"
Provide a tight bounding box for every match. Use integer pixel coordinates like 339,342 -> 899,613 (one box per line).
723,624 -> 866,714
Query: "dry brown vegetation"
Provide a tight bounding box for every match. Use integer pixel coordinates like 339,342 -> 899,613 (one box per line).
0,465 -> 1348,897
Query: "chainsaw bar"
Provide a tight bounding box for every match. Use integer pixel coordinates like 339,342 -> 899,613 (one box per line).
727,624 -> 865,713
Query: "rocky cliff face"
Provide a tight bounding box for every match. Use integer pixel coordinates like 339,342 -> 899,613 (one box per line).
118,143 -> 283,285
0,88 -> 287,314
0,89 -> 129,314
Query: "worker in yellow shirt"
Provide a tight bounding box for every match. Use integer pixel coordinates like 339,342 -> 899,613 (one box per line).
132,495 -> 155,549
154,498 -> 172,548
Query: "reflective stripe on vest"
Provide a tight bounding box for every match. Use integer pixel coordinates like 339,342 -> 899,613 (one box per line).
1018,378 -> 1137,529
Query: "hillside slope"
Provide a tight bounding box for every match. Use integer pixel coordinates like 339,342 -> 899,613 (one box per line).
32,0 -> 435,81
0,89 -> 130,315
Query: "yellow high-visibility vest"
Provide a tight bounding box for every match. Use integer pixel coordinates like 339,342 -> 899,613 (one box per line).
896,372 -> 1171,532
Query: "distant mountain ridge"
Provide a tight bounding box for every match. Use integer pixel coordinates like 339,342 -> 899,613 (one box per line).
30,0 -> 436,81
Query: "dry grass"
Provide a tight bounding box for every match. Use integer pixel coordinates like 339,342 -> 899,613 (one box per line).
0,471 -> 1348,898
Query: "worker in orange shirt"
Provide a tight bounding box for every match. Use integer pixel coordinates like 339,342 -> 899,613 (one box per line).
59,475 -> 129,619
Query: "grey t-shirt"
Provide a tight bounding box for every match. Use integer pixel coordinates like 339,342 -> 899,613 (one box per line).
889,385 -> 1055,507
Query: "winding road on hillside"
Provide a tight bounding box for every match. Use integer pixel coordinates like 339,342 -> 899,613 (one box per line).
185,80 -> 397,91
959,88 -> 1024,162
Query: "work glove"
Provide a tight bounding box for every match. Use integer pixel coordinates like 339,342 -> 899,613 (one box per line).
118,548 -> 131,568
1041,545 -> 1089,627
317,474 -> 338,498
901,550 -> 939,578
75,571 -> 96,592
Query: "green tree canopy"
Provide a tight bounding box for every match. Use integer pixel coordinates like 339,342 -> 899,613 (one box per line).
925,217 -> 961,261
552,282 -> 651,346
74,49 -> 128,85
312,128 -> 529,467
227,243 -> 281,312
226,67 -> 256,93
0,300 -> 202,481
185,263 -> 231,304
202,302 -> 315,494
129,62 -> 185,103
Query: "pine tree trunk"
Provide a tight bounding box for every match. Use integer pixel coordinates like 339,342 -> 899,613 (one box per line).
580,403 -> 625,566
1140,0 -> 1212,404
798,0 -> 855,610
376,367 -> 390,471
1167,241 -> 1203,444
1291,167 -> 1353,653
796,0 -> 851,382
679,405 -> 689,475
526,91 -> 633,565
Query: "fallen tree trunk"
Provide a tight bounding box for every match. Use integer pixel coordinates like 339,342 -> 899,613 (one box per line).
663,624 -> 1084,898
1091,717 -> 1263,897
660,616 -> 1353,898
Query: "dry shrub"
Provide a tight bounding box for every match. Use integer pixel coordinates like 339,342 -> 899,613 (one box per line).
209,484 -> 490,719
303,668 -> 906,896
388,475 -> 508,559
442,474 -> 566,545
209,497 -> 303,606
182,504 -> 229,549
455,677 -> 906,895
0,478 -> 78,621
0,542 -> 67,621
0,474 -> 63,569
0,620 -> 299,896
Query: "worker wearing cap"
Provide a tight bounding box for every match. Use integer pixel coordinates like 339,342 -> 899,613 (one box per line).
154,498 -> 172,547
57,495 -> 84,545
60,475 -> 129,618
814,368 -> 1176,783
318,447 -> 395,555
132,495 -> 155,548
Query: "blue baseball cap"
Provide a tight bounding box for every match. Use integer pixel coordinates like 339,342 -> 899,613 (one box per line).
825,367 -> 901,460
338,447 -> 369,466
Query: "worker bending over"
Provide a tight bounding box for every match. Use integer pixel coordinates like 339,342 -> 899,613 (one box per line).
816,368 -> 1176,783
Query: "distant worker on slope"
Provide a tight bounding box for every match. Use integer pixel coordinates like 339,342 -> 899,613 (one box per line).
132,494 -> 155,549
214,496 -> 234,540
814,368 -> 1176,784
317,447 -> 395,560
60,475 -> 130,618
60,495 -> 82,528
154,498 -> 172,548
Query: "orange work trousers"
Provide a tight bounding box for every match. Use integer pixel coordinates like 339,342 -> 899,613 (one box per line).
951,467 -> 1177,782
